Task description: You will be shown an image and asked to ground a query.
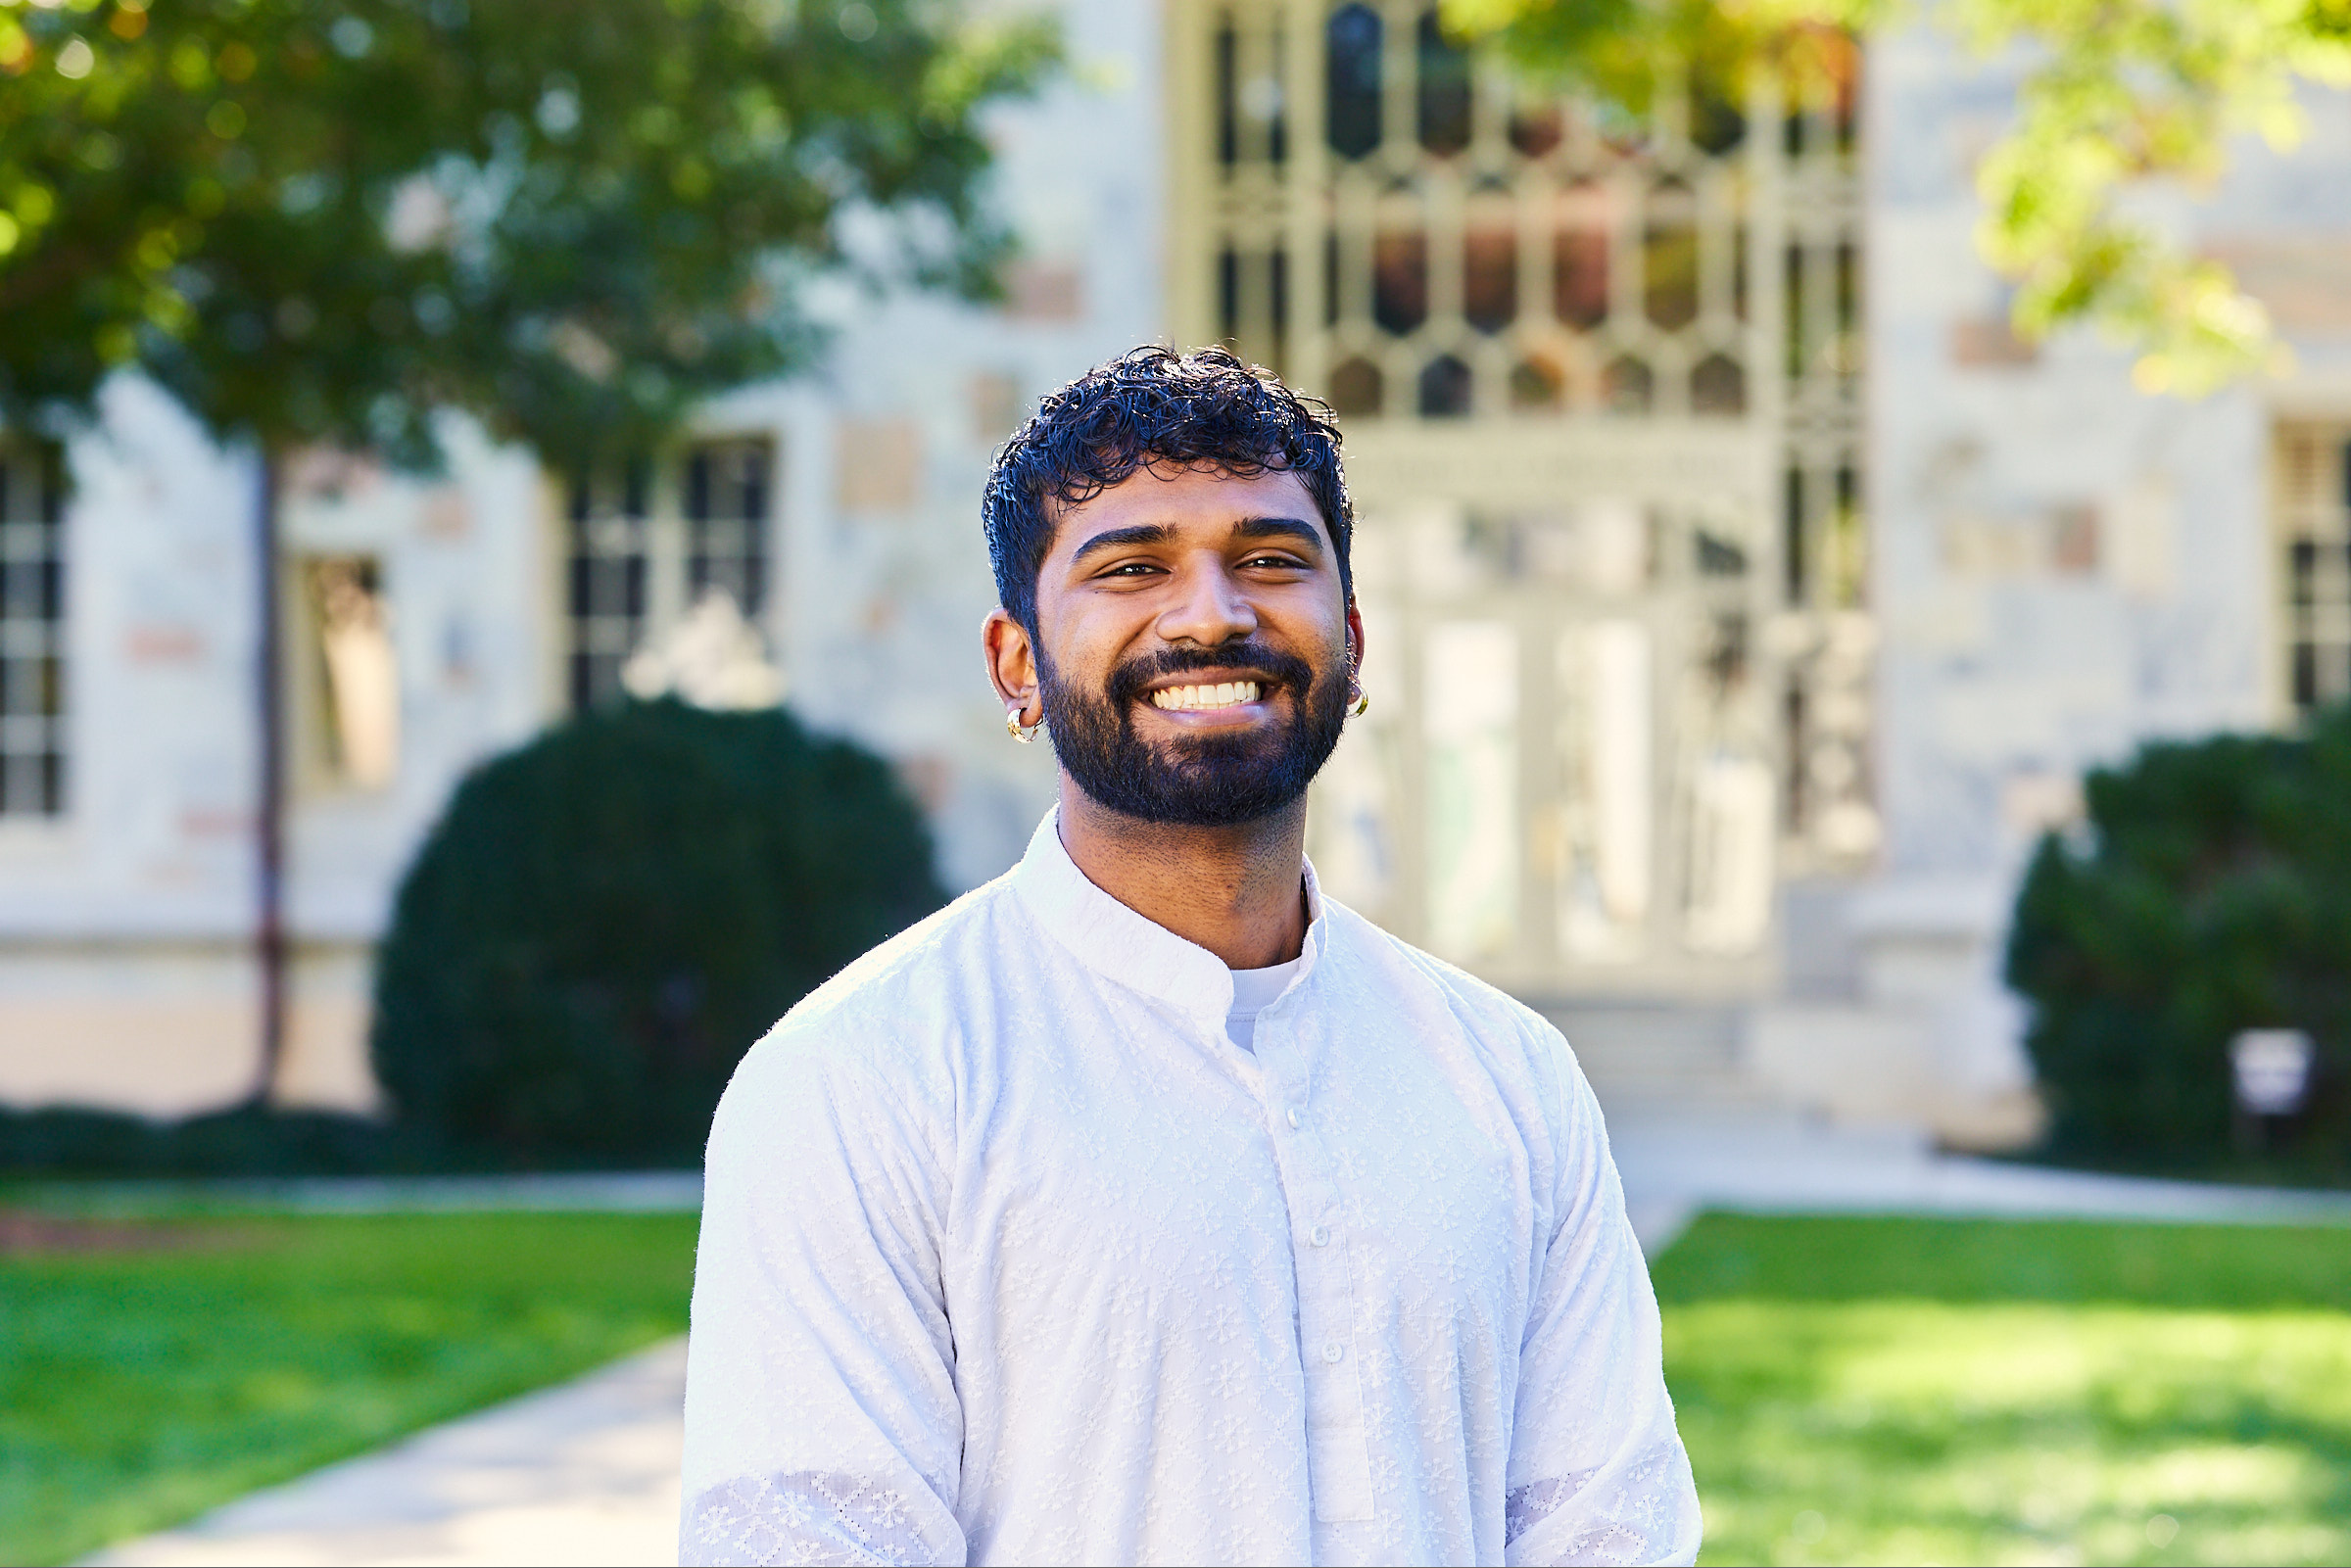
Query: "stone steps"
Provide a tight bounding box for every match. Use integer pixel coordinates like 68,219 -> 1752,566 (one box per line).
1529,1002 -> 1761,1110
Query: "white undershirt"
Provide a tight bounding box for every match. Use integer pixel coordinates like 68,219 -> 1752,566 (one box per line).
1224,956 -> 1305,1054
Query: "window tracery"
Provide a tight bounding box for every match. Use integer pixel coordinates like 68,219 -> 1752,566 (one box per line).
1174,2 -> 1875,987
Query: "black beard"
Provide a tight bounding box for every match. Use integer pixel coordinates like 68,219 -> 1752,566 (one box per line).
1038,639 -> 1348,828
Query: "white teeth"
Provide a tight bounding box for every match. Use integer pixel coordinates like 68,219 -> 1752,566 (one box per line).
1149,680 -> 1263,712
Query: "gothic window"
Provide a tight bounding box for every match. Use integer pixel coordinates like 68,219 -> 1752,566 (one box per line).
0,440 -> 65,818
1554,228 -> 1608,330
1372,232 -> 1428,335
1325,4 -> 1382,160
1691,353 -> 1746,415
1190,1 -> 1763,425
1776,55 -> 1875,869
1417,354 -> 1473,416
1463,228 -> 1517,333
1415,11 -> 1472,156
1328,356 -> 1383,415
1176,1 -> 1876,982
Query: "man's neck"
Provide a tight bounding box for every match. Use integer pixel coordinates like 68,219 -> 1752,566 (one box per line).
1054,776 -> 1309,971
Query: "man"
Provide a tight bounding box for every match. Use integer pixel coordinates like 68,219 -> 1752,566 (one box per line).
680,347 -> 1702,1566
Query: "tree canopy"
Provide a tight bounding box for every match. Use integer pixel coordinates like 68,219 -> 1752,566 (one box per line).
1447,0 -> 2351,397
0,0 -> 1055,464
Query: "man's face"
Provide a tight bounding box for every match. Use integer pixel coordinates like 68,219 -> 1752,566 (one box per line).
1006,462 -> 1360,828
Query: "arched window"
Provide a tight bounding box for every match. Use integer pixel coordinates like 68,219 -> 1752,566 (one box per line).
1692,354 -> 1747,416
1418,355 -> 1472,417
1325,5 -> 1381,160
1510,355 -> 1563,410
1603,356 -> 1654,414
1327,356 -> 1384,416
1463,229 -> 1516,334
1415,11 -> 1471,156
1373,231 -> 1428,335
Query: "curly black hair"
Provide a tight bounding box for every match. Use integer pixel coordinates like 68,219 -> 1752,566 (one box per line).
981,345 -> 1353,633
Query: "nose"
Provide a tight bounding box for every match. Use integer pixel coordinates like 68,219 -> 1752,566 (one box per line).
1154,554 -> 1259,647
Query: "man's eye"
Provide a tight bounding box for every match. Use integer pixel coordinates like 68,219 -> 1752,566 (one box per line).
1103,561 -> 1160,577
1241,554 -> 1305,569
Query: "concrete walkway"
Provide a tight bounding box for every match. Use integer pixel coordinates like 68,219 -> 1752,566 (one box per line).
1603,1104 -> 2351,1253
90,1340 -> 688,1568
83,1115 -> 2351,1567
44,1171 -> 705,1217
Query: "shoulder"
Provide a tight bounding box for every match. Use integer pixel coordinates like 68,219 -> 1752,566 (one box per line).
711,874 -> 1024,1139
1319,898 -> 1589,1115
1324,900 -> 1572,1050
783,874 -> 1019,1032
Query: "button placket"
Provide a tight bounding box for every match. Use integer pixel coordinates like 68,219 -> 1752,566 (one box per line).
1251,1025 -> 1373,1524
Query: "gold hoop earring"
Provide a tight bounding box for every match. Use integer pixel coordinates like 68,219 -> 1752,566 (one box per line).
1006,705 -> 1043,744
1348,689 -> 1370,719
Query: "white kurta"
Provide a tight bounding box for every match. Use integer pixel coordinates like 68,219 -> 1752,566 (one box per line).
681,811 -> 1701,1567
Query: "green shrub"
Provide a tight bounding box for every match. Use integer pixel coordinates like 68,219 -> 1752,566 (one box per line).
0,1105 -> 418,1177
371,698 -> 945,1165
2004,703 -> 2351,1172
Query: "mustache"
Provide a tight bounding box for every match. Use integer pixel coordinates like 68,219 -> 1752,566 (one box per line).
1102,641 -> 1321,709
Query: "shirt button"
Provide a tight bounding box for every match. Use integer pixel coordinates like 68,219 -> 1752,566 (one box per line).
1310,1224 -> 1331,1247
1286,1107 -> 1302,1129
1322,1341 -> 1345,1363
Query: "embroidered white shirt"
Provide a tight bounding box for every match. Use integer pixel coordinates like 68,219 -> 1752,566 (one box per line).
680,810 -> 1702,1567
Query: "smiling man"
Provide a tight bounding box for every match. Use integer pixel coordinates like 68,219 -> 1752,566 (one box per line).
679,347 -> 1701,1567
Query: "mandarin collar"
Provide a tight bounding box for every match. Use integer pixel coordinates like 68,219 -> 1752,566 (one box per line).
1009,806 -> 1326,1031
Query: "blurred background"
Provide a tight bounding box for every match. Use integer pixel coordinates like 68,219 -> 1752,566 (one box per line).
4,0 -> 2351,1563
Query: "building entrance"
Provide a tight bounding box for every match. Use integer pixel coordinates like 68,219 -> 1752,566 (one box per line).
1169,0 -> 1877,996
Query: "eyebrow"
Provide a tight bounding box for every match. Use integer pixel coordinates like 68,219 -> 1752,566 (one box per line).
1068,515 -> 1326,569
1231,515 -> 1326,552
1069,522 -> 1176,567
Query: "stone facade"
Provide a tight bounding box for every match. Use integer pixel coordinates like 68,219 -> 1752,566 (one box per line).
1760,27 -> 2351,1144
5,4 -> 2348,1136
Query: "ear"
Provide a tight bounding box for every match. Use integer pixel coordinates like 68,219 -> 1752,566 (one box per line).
984,607 -> 1041,723
1344,596 -> 1366,685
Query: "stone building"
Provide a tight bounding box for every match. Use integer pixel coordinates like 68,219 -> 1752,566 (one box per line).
5,0 -> 2348,1137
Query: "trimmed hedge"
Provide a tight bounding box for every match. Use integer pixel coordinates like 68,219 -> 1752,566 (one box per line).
2004,703 -> 2351,1174
370,698 -> 944,1165
0,1105 -> 416,1177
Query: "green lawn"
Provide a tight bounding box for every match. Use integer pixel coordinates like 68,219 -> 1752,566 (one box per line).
1658,1214 -> 2351,1566
0,1210 -> 698,1566
5,1207 -> 2346,1568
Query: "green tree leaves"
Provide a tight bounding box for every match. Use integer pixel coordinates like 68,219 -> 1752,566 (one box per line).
1446,0 -> 2351,396
0,0 -> 1056,463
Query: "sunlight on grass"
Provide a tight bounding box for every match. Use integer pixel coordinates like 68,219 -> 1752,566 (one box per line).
8,1205 -> 2346,1568
1658,1215 -> 2351,1566
0,1210 -> 698,1566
